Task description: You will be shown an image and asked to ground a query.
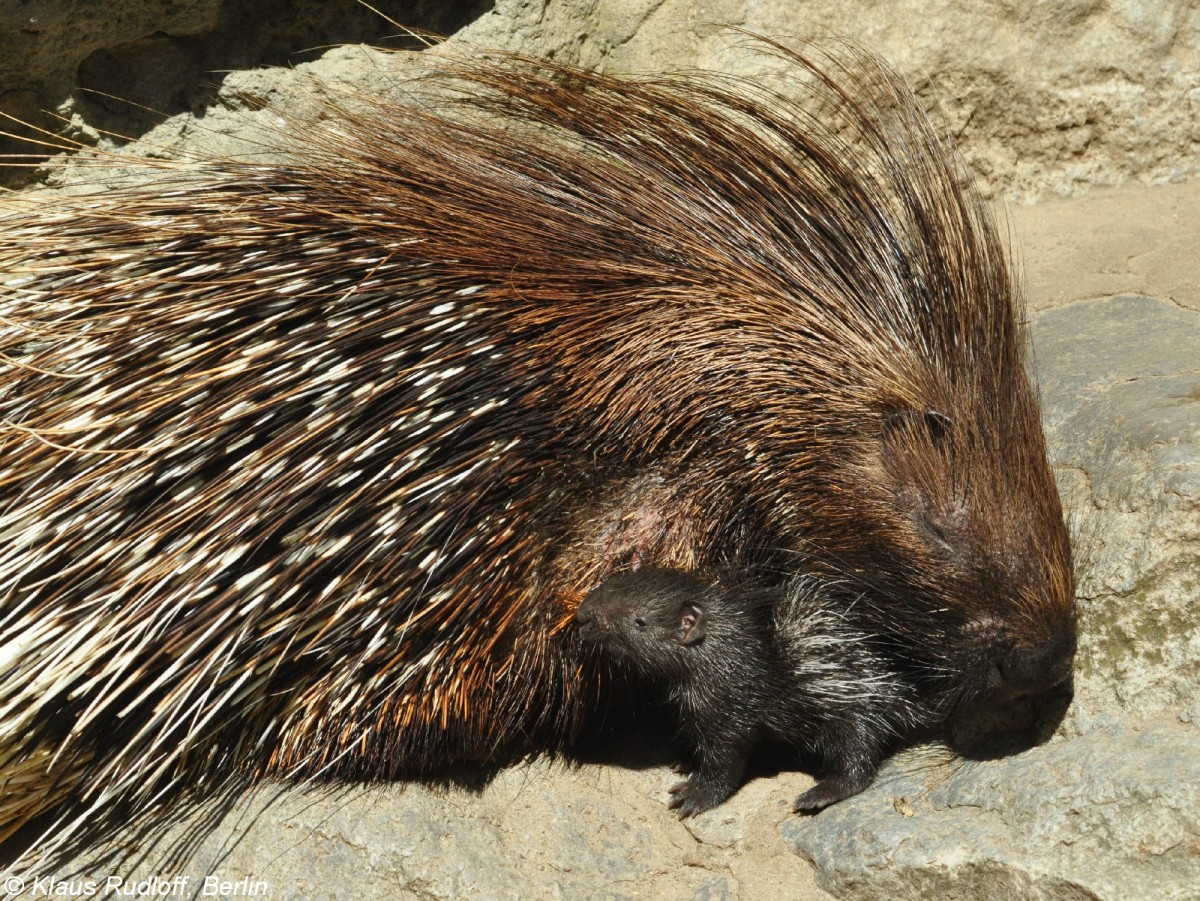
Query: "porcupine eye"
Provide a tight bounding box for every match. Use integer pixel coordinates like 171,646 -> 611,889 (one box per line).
923,410 -> 952,441
921,516 -> 954,553
883,409 -> 952,442
882,408 -> 960,555
634,616 -> 648,630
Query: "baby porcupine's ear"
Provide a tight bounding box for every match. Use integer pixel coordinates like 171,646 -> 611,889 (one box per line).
677,603 -> 706,645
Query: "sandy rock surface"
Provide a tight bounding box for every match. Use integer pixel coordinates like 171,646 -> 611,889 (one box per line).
2,2 -> 1197,899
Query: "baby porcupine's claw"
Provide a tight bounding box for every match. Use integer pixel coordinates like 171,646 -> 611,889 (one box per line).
792,770 -> 876,813
667,777 -> 727,818
667,749 -> 747,817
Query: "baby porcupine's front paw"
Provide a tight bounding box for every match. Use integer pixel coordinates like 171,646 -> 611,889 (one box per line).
667,775 -> 730,818
792,769 -> 875,813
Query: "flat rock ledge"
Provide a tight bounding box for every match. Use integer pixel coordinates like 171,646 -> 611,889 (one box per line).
785,719 -> 1199,901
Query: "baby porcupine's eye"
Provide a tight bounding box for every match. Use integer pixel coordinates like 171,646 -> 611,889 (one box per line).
634,616 -> 648,630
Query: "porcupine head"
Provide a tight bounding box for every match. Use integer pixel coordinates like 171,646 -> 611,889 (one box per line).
560,42 -> 1077,802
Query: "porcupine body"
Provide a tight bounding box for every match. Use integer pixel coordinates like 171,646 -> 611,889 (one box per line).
576,569 -> 917,817
0,40 -> 1076,856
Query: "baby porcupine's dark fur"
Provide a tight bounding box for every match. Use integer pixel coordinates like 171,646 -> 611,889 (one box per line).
579,569 -> 778,817
577,569 -> 916,817
0,38 -> 1076,861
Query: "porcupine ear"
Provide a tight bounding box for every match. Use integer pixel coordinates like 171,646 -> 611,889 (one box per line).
677,603 -> 707,646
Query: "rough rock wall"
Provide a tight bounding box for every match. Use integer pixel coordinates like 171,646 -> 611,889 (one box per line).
0,0 -> 489,180
3,0 -> 1197,198
459,0 -> 1200,198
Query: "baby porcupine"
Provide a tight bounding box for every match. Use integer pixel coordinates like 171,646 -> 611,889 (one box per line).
577,569 -> 914,816
0,37 -> 1076,861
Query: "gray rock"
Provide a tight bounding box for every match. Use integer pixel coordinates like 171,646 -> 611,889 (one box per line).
784,721 -> 1200,901
1036,296 -> 1200,732
458,0 -> 1200,200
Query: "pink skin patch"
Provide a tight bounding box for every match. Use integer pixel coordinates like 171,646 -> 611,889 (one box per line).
553,473 -> 703,622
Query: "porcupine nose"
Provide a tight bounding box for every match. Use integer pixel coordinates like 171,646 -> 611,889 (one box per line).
992,632 -> 1076,702
576,595 -> 616,642
576,603 -> 604,641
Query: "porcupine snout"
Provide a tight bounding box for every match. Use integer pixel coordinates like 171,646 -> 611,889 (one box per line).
575,588 -> 635,643
992,632 -> 1076,703
949,626 -> 1076,758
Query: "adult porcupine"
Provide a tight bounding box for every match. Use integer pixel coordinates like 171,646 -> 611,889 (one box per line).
577,569 -> 917,816
0,39 -> 1075,856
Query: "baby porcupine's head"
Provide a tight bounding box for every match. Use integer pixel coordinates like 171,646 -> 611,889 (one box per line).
576,569 -> 747,682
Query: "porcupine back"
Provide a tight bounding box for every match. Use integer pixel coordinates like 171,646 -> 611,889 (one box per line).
0,39 -> 1074,859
